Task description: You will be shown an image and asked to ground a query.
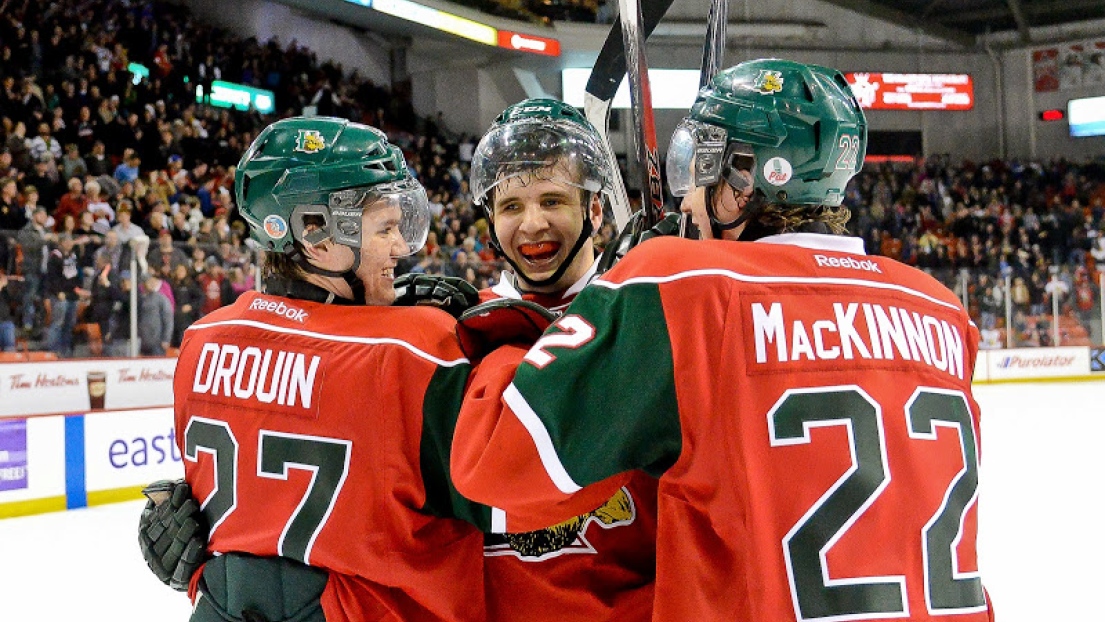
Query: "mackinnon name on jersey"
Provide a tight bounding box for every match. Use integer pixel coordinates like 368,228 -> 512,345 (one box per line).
752,301 -> 966,380
192,342 -> 321,409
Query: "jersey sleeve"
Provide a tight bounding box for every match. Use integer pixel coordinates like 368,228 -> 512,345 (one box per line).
452,281 -> 681,531
417,360 -> 494,531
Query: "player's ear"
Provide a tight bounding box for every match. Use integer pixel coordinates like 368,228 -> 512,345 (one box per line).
588,192 -> 603,229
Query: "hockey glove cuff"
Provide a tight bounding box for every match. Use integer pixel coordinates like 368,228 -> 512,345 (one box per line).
456,298 -> 556,362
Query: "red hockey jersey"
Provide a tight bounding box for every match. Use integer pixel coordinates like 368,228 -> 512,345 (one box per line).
175,291 -> 486,622
478,264 -> 657,622
454,234 -> 995,622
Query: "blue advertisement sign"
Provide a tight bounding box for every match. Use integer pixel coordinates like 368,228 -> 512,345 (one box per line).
0,419 -> 29,491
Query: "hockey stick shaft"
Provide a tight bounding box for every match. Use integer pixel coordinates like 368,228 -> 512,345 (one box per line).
584,0 -> 674,231
619,0 -> 664,230
699,0 -> 729,89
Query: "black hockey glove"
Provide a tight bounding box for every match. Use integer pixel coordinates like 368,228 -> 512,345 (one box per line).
455,298 -> 556,362
597,211 -> 683,274
393,274 -> 480,318
139,479 -> 208,591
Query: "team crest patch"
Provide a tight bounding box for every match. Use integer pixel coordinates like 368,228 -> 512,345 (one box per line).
263,214 -> 288,239
483,487 -> 637,560
753,69 -> 784,94
295,129 -> 326,154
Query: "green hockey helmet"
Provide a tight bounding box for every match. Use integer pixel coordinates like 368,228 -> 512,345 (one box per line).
666,58 -> 867,207
235,116 -> 430,257
470,98 -> 615,209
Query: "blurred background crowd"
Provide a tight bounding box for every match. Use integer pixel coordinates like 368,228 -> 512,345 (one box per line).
1,0 -> 1104,358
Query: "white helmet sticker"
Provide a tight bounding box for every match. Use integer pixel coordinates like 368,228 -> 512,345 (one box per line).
763,157 -> 793,186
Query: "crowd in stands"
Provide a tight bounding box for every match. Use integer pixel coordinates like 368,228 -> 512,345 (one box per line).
845,155 -> 1105,348
1,0 -> 1104,358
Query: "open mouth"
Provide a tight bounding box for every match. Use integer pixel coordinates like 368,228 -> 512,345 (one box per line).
517,241 -> 561,263
382,267 -> 395,280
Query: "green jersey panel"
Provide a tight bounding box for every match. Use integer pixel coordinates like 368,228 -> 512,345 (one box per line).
512,282 -> 682,485
421,363 -> 493,531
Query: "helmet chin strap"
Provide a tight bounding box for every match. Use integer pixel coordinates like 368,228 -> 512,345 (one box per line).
705,175 -> 767,241
485,192 -> 596,291
291,247 -> 366,304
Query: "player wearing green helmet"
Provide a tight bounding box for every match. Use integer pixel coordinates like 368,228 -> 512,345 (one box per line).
137,117 -> 490,622
444,99 -> 661,622
452,60 -> 993,621
666,58 -> 866,241
235,115 -> 432,304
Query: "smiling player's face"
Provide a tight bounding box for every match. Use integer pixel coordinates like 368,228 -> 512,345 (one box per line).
355,202 -> 408,306
490,166 -> 601,293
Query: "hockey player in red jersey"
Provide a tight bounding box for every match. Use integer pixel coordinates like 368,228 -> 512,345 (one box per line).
453,60 -> 995,622
460,98 -> 658,621
144,116 -> 488,622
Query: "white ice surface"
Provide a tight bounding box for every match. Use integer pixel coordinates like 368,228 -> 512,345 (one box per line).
0,499 -> 193,620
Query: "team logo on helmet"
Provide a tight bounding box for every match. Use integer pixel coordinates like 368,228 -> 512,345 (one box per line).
753,69 -> 784,94
295,129 -> 326,154
763,157 -> 793,186
263,214 -> 288,239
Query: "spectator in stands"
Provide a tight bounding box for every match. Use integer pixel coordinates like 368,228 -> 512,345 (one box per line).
137,271 -> 172,356
168,263 -> 201,347
0,176 -> 25,231
23,158 -> 60,209
112,202 -> 144,244
196,255 -> 226,316
105,269 -> 133,357
113,149 -> 141,185
44,233 -> 86,357
28,122 -> 62,163
147,229 -> 188,277
85,140 -> 111,177
16,207 -> 53,335
0,272 -> 15,352
61,143 -> 88,181
54,177 -> 88,229
87,253 -> 117,347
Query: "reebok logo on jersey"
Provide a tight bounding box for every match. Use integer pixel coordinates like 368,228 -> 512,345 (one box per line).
814,254 -> 882,273
250,298 -> 308,323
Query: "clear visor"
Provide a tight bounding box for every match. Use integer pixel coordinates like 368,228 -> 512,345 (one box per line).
328,178 -> 431,257
470,117 -> 612,206
666,119 -> 729,197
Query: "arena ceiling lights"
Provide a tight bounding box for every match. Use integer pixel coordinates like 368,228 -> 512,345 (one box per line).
344,0 -> 559,56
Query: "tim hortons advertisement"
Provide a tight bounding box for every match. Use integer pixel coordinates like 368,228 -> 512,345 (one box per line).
0,358 -> 175,418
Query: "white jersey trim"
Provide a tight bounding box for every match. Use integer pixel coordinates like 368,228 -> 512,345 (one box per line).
490,258 -> 599,309
755,232 -> 867,254
504,382 -> 582,495
594,268 -> 964,313
185,318 -> 470,367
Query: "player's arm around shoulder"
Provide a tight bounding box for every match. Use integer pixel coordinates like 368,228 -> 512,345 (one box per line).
452,344 -> 627,533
